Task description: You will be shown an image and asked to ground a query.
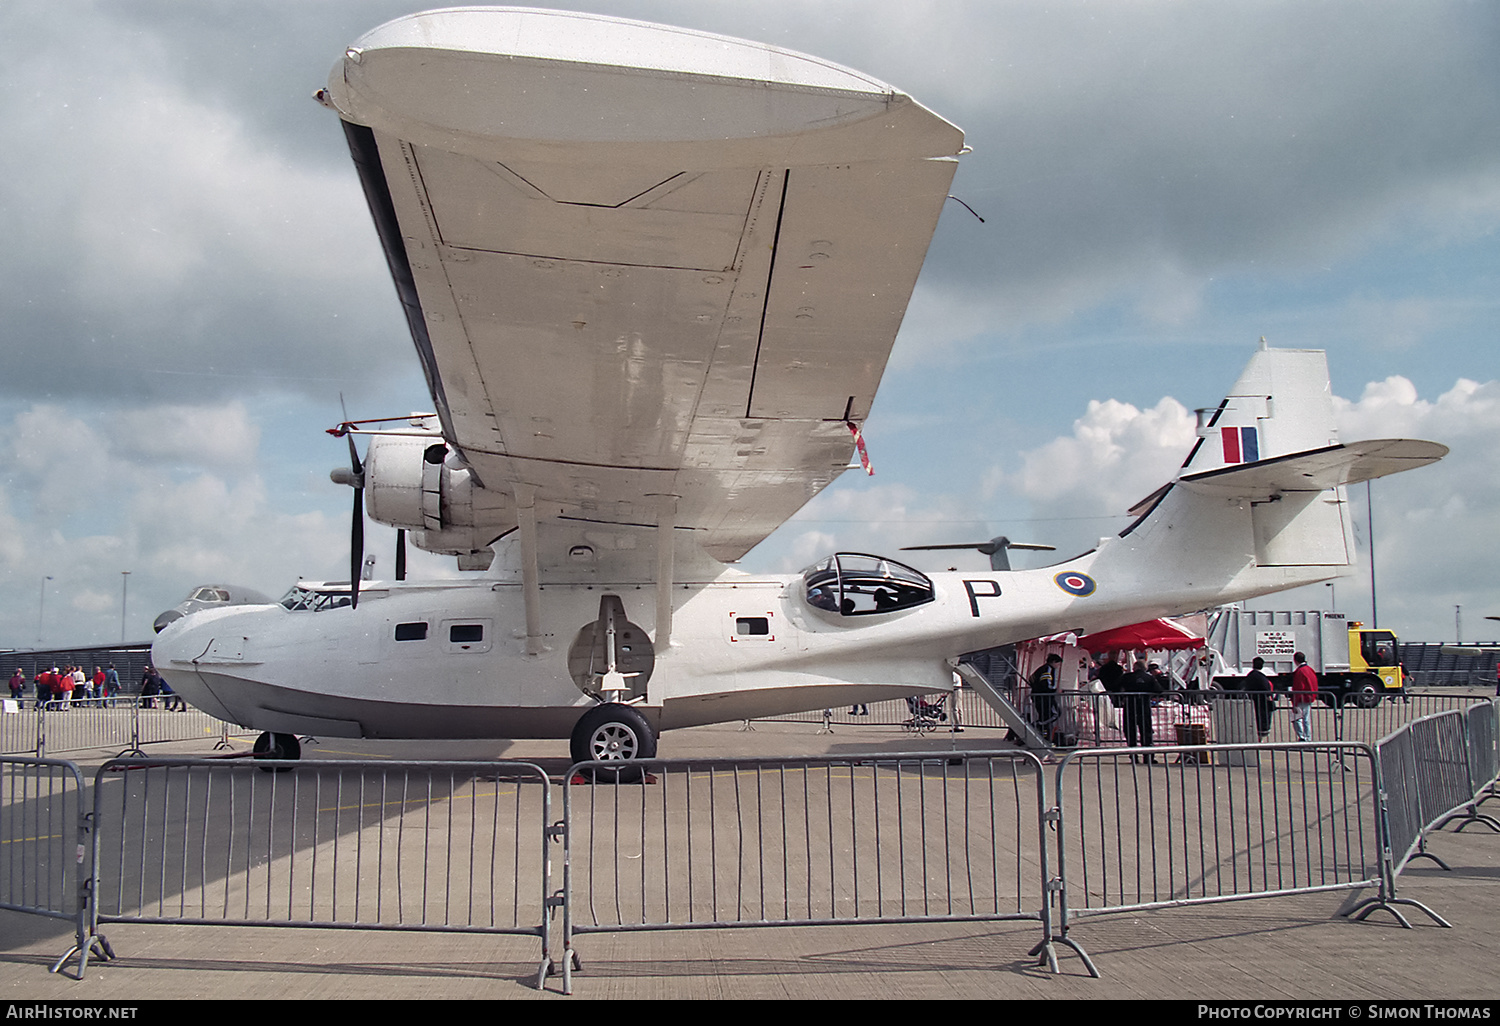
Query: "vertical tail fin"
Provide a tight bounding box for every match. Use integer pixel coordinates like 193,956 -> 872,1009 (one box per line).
1181,341 -> 1337,477
1103,343 -> 1444,610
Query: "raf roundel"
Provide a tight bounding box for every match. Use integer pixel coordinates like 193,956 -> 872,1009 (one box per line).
1054,572 -> 1097,598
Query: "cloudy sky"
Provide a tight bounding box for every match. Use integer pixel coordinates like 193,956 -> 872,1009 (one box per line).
1,0 -> 1496,650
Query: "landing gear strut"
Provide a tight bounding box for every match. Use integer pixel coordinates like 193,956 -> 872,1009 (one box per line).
253,731 -> 301,771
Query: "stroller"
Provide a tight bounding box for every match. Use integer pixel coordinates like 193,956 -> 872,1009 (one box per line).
903,694 -> 948,733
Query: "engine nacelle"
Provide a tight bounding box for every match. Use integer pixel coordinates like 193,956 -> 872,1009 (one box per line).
362,434 -> 511,557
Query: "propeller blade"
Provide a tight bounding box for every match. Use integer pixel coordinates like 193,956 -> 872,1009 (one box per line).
901,535 -> 1056,572
351,485 -> 364,610
396,529 -> 407,582
339,394 -> 363,478
340,395 -> 365,610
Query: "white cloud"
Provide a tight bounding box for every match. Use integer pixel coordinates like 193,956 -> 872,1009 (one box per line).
997,396 -> 1196,517
70,589 -> 114,615
0,401 -> 347,647
1322,376 -> 1500,640
114,402 -> 261,470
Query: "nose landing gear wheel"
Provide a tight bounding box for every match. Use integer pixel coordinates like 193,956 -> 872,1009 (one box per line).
253,731 -> 301,771
570,704 -> 656,783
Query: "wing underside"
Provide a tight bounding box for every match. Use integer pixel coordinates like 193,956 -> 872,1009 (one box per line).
327,8 -> 964,562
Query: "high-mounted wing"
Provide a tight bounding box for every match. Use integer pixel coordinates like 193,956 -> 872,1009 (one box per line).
323,8 -> 964,562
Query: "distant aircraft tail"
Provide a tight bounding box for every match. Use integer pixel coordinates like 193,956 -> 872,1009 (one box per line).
1097,342 -> 1445,610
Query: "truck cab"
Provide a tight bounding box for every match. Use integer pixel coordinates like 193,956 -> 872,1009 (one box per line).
1349,624 -> 1404,700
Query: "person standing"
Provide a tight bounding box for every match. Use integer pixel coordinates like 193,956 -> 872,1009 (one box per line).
1098,652 -> 1126,708
140,666 -> 161,708
104,664 -> 120,707
1244,656 -> 1275,739
8,669 -> 23,703
1290,651 -> 1318,742
1122,659 -> 1158,761
1029,653 -> 1063,742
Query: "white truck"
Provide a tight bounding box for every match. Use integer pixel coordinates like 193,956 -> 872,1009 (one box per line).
1205,609 -> 1404,708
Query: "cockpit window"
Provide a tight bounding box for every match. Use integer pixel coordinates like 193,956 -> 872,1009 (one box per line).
802,553 -> 935,617
279,585 -> 352,612
192,587 -> 230,603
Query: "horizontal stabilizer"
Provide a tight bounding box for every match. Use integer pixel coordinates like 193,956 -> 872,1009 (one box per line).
1178,438 -> 1448,500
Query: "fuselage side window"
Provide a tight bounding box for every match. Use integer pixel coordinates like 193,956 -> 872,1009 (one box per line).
450,624 -> 484,644
395,622 -> 429,641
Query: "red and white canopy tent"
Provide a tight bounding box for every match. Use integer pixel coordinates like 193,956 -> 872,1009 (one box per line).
1075,614 -> 1207,655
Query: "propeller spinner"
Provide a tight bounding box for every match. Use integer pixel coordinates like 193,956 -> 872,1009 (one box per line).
900,535 -> 1056,572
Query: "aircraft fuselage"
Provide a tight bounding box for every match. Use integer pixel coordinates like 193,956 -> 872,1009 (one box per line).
150,537 -> 1328,744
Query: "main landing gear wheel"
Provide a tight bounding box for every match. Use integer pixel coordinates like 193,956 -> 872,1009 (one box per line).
570,704 -> 656,783
253,731 -> 301,771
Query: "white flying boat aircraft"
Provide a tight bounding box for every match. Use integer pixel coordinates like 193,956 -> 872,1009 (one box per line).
151,8 -> 1446,766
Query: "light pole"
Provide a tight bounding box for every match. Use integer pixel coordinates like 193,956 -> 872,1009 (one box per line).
1326,581 -> 1336,612
120,571 -> 132,643
1367,480 -> 1378,628
37,575 -> 52,644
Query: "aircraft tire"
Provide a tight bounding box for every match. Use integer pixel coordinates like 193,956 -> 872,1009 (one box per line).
571,704 -> 656,782
253,731 -> 301,772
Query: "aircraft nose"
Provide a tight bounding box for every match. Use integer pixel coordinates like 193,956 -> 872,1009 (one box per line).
153,609 -> 184,633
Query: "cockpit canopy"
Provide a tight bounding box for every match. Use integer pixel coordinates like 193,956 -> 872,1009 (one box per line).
801,553 -> 935,617
279,584 -> 354,612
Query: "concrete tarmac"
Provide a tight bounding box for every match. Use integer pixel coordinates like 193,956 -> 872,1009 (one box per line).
2,719 -> 1498,1001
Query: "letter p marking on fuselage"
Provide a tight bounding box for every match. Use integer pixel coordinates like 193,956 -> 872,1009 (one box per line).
963,579 -> 1002,617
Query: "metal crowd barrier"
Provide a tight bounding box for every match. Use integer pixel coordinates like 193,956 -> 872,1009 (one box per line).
980,687 -> 1488,750
81,757 -> 558,987
0,705 -> 35,756
0,757 -> 104,979
6,703 -> 1499,989
1461,701 -> 1500,819
0,700 -> 254,758
1377,708 -> 1500,881
1045,741 -> 1400,974
754,689 -> 1489,754
560,750 -> 1052,994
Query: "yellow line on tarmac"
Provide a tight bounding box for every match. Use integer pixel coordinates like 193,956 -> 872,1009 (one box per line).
0,834 -> 62,845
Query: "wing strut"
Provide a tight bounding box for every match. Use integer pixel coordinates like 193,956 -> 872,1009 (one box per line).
514,485 -> 543,656
652,494 -> 678,650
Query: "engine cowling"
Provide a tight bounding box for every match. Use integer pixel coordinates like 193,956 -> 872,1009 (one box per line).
359,434 -> 511,557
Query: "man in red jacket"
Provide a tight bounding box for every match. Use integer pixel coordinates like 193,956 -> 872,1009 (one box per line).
1290,651 -> 1318,742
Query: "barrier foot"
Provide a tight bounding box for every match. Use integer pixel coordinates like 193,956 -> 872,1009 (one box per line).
533,958 -> 549,991
558,947 -> 580,995
1029,934 -> 1099,978
1406,849 -> 1453,871
50,931 -> 113,981
1435,807 -> 1500,834
1350,896 -> 1451,929
1343,894 -> 1409,928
